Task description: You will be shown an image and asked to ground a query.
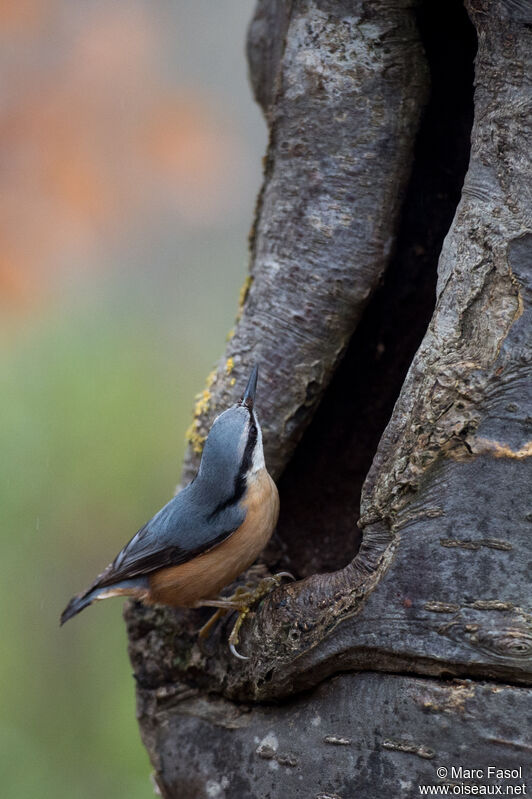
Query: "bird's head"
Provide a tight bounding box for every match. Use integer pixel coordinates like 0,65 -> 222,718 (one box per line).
197,366 -> 265,493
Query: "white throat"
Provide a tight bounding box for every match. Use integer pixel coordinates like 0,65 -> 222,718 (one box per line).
250,423 -> 265,474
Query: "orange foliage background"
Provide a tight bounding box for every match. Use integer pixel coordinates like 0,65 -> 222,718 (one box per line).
0,0 -> 254,306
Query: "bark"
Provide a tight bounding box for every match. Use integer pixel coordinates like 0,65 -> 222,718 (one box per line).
178,0 -> 429,484
135,673 -> 531,797
125,1 -> 531,796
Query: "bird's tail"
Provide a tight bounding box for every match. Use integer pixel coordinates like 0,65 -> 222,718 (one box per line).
60,577 -> 149,625
60,591 -> 95,625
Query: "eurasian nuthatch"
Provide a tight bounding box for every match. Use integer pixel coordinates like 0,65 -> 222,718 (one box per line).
61,366 -> 280,654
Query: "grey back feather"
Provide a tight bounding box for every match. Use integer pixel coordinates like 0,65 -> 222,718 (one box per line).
95,405 -> 252,587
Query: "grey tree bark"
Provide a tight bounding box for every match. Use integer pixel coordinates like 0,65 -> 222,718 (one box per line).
125,1 -> 532,796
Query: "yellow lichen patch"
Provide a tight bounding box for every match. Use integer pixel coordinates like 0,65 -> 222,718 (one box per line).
194,388 -> 211,417
226,328 -> 235,342
230,377 -> 236,386
414,682 -> 475,716
185,419 -> 206,454
471,438 -> 532,460
235,275 -> 253,323
239,275 -> 253,308
225,357 -> 234,375
205,369 -> 217,390
446,436 -> 532,462
185,370 -> 218,454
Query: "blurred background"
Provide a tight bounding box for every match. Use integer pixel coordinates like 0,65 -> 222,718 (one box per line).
0,2 -> 265,796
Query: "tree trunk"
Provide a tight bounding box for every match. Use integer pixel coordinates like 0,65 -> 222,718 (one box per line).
125,1 -> 532,796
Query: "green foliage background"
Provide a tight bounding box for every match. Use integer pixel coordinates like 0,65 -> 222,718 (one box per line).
0,265 -> 250,797
0,2 -> 264,794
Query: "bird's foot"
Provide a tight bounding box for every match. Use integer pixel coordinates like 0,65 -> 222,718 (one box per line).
228,572 -> 295,660
197,606 -> 228,639
198,572 -> 295,659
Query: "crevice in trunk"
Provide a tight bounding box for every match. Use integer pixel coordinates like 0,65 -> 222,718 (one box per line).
270,0 -> 477,579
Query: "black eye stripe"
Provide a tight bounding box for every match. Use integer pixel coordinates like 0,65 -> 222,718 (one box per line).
207,419 -> 258,520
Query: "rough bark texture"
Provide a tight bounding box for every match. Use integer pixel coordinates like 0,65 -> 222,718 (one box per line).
126,1 -> 531,796
138,673 -> 531,798
178,0 -> 428,484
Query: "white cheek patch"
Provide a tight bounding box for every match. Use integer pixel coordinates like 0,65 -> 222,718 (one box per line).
251,423 -> 265,473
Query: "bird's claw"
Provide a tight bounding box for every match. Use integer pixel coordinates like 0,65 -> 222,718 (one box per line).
274,571 -> 295,581
229,641 -> 248,660
198,571 -> 295,658
225,571 -> 295,660
228,606 -> 250,660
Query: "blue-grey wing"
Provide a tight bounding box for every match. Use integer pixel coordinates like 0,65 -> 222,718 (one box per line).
94,483 -> 245,589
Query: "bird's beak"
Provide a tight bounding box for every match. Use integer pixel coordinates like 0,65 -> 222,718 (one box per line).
240,364 -> 258,409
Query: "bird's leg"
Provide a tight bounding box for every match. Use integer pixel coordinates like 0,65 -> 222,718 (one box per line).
197,587 -> 250,639
226,572 -> 295,660
197,572 -> 294,657
197,607 -> 228,639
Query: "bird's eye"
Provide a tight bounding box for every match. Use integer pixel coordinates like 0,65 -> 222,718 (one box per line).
247,418 -> 258,446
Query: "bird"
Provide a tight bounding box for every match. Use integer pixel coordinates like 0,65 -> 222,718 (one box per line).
60,365 -> 283,657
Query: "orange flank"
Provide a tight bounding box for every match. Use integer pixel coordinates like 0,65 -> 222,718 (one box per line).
148,469 -> 279,608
